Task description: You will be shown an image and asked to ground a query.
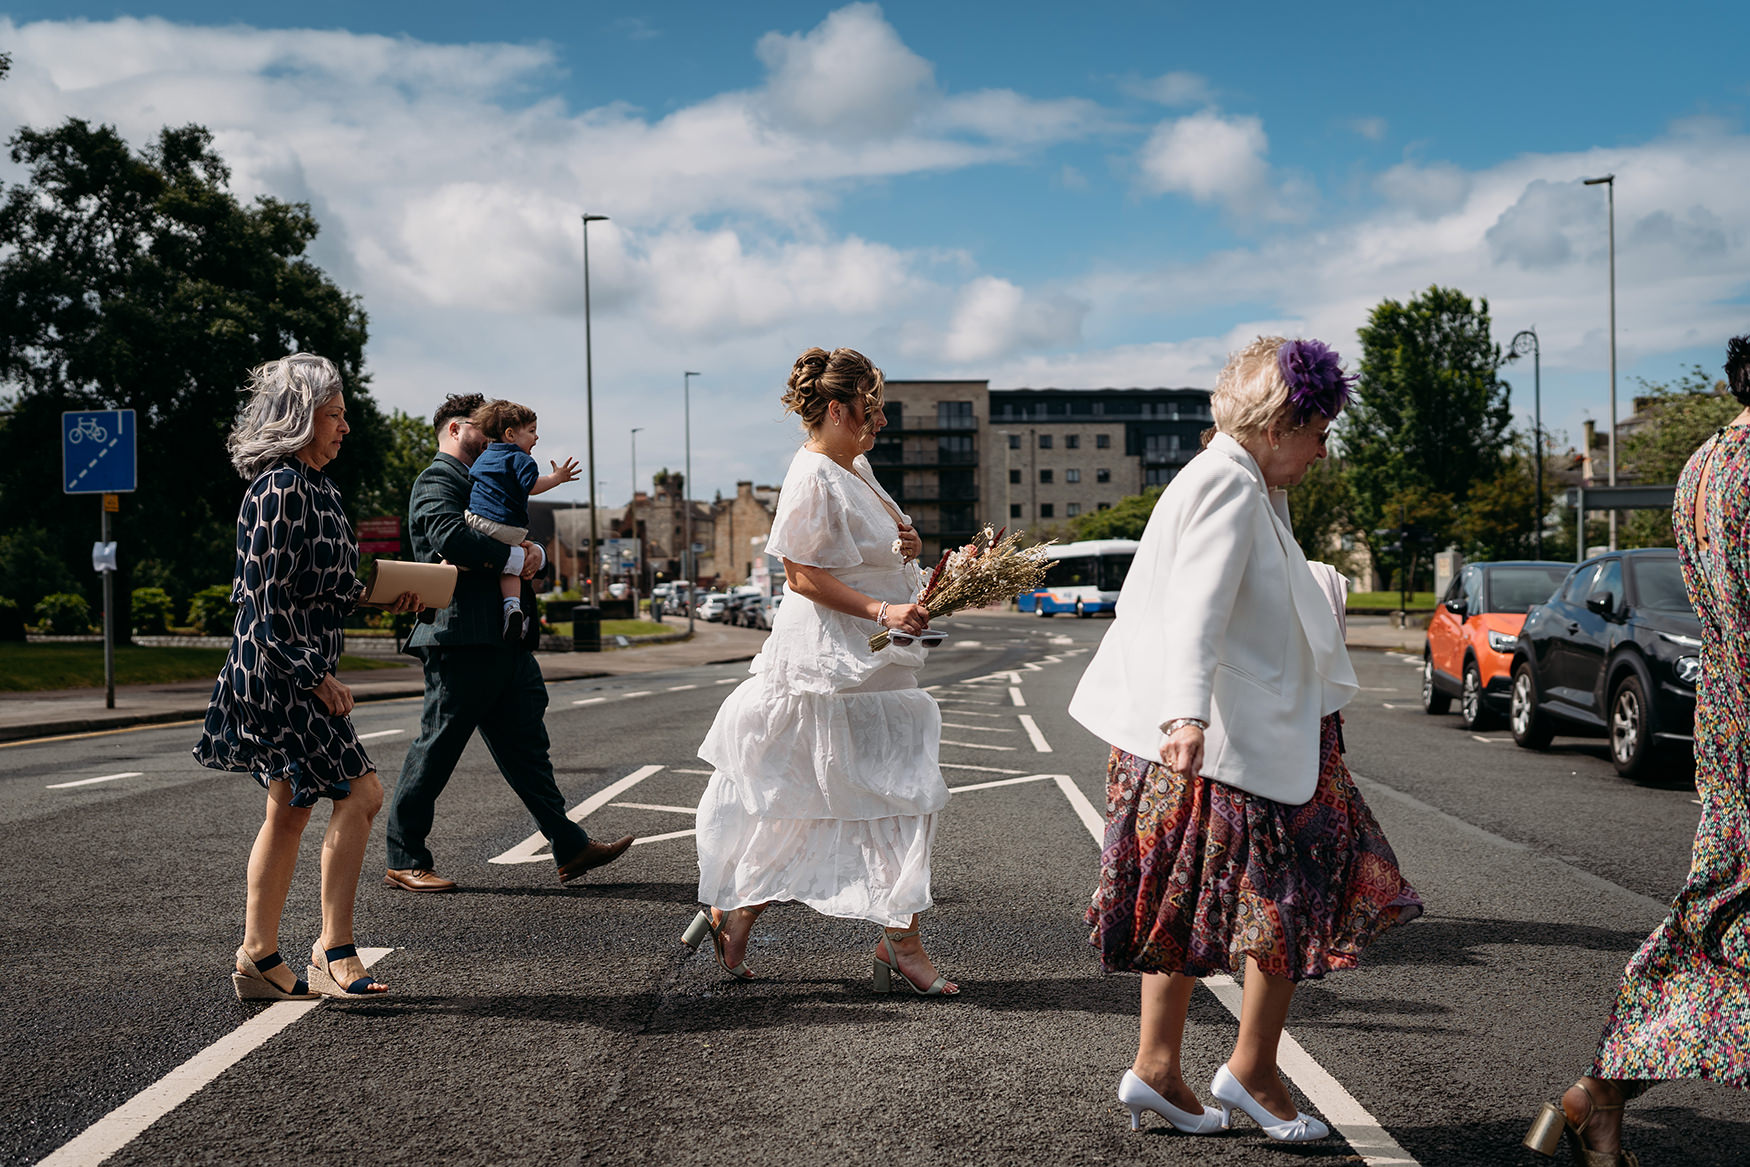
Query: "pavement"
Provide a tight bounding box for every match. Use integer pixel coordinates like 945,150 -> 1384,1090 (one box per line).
0,608 -> 1432,744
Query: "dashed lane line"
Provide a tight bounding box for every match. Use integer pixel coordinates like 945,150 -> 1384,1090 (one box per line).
631,828 -> 697,846
673,768 -> 713,775
941,723 -> 1016,733
1017,714 -> 1053,753
930,709 -> 1004,718
1053,772 -> 1419,1167
940,740 -> 1016,751
1009,687 -> 1025,707
947,773 -> 1058,794
611,802 -> 697,814
45,771 -> 142,790
667,684 -> 698,692
715,677 -> 740,684
489,765 -> 665,865
939,762 -> 1024,774
619,691 -> 654,699
38,947 -> 392,1167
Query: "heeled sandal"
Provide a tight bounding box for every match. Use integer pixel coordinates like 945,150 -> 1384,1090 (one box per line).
872,928 -> 958,996
232,947 -> 318,1001
1524,1079 -> 1639,1166
680,908 -> 755,980
306,942 -> 387,998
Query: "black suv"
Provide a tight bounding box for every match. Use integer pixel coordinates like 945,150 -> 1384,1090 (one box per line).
1508,549 -> 1700,778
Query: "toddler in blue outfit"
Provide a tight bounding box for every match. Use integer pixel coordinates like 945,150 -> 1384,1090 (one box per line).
466,400 -> 580,642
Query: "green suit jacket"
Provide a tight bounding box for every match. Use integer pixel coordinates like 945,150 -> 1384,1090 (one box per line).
405,452 -> 539,651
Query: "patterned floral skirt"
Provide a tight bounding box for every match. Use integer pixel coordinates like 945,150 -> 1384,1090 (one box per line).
1087,716 -> 1422,982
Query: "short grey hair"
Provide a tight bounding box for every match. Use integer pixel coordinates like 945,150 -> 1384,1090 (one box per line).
1211,335 -> 1293,443
227,353 -> 343,478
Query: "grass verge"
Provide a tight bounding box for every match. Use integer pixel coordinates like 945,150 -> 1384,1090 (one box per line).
544,619 -> 672,639
0,643 -> 402,692
1346,591 -> 1437,610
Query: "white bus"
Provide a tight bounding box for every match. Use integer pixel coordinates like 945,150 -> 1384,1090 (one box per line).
1017,539 -> 1139,617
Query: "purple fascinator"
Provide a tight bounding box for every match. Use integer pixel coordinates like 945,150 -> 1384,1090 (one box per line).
1278,339 -> 1357,426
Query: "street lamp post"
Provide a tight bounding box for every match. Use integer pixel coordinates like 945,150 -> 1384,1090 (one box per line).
683,370 -> 701,635
1582,174 -> 1617,549
581,211 -> 609,606
630,426 -> 643,605
1508,328 -> 1544,559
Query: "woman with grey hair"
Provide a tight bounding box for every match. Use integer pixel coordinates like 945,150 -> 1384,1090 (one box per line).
194,352 -> 421,1000
1069,336 -> 1420,1141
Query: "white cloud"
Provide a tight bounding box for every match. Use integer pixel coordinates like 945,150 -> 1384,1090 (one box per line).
940,277 -> 1087,363
1136,109 -> 1292,218
1122,71 -> 1213,107
754,2 -> 936,139
1376,160 -> 1473,218
1349,116 -> 1388,141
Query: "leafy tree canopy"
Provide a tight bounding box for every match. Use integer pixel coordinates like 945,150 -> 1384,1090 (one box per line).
1287,454 -> 1353,568
1341,285 -> 1512,583
1069,486 -> 1162,541
1618,366 -> 1736,549
0,119 -> 382,612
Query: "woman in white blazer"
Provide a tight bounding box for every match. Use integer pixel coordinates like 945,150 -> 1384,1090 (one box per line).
1068,336 -> 1421,1142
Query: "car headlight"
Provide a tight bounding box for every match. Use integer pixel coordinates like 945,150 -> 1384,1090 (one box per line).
1675,655 -> 1702,685
1486,630 -> 1518,654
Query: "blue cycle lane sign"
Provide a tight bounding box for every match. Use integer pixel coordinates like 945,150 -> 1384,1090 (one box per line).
62,410 -> 137,494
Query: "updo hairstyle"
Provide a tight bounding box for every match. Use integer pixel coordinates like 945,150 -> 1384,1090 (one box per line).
1210,336 -> 1296,444
781,347 -> 885,439
1727,333 -> 1750,407
227,353 -> 343,478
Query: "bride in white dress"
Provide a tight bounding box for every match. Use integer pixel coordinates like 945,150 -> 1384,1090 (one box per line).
682,347 -> 959,996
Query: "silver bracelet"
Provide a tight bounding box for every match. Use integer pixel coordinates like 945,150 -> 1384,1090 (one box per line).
1161,717 -> 1208,736
876,600 -> 889,627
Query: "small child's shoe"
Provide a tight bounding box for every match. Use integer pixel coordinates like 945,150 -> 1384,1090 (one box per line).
502,608 -> 526,644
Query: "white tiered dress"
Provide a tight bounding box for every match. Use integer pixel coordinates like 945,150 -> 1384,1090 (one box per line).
695,448 -> 948,926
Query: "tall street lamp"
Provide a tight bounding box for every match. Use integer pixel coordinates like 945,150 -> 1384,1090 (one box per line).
683,370 -> 701,635
1583,174 -> 1617,549
581,211 -> 609,605
630,425 -> 643,603
1507,328 -> 1544,559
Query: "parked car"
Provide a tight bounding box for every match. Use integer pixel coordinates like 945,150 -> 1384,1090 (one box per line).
695,592 -> 729,621
749,593 -> 783,630
1508,549 -> 1700,778
1422,560 -> 1572,729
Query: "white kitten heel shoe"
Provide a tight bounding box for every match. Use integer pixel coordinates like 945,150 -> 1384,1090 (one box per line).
1117,1070 -> 1229,1134
1210,1064 -> 1329,1142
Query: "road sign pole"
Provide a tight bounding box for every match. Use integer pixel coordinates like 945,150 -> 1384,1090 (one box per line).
100,501 -> 114,709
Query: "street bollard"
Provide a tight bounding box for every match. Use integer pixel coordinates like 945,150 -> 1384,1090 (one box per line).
572,605 -> 602,653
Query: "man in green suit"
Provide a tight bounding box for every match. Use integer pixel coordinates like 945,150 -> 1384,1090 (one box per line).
384,393 -> 632,891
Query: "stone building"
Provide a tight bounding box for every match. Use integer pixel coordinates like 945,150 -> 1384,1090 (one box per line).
710,481 -> 780,588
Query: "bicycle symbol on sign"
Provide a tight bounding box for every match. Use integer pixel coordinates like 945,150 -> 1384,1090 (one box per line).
68,416 -> 109,445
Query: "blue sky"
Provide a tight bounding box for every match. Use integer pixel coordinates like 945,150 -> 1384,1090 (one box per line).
3,3 -> 1747,501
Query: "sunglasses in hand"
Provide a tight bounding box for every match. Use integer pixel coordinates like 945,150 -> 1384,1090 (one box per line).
886,630 -> 946,648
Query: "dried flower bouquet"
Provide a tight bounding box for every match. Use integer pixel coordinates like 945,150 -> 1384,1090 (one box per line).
870,525 -> 1052,651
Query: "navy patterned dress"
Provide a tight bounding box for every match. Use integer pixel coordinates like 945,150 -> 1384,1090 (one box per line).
193,459 -> 372,807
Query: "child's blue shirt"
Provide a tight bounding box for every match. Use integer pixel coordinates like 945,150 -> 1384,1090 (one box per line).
469,442 -> 538,527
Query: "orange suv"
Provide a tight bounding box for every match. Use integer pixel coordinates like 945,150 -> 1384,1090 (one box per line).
1423,560 -> 1571,729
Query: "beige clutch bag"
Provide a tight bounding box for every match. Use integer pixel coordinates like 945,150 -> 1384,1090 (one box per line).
361,559 -> 458,608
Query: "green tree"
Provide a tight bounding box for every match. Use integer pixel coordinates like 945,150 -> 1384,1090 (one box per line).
1287,455 -> 1353,567
353,408 -> 436,522
0,119 -> 383,623
1069,486 -> 1162,541
1454,432 -> 1548,561
1341,286 -> 1512,587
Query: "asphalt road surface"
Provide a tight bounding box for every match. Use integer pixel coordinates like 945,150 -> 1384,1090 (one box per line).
4,613 -> 1744,1166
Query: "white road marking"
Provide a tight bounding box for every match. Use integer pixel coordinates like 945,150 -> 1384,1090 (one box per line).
39,948 -> 391,1167
1008,686 -> 1025,707
1382,702 -> 1404,709
673,768 -> 713,775
356,729 -> 404,741
667,684 -> 698,692
489,765 -> 664,865
46,771 -> 141,789
948,773 -> 1059,793
940,740 -> 1016,751
931,708 -> 1004,718
1053,774 -> 1419,1166
1359,687 -> 1399,692
631,828 -> 697,846
1017,714 -> 1053,753
938,762 -> 1024,774
956,640 -> 984,647
715,677 -> 739,684
572,697 -> 608,706
611,802 -> 698,814
941,723 -> 1015,733
1471,735 -> 1512,743
967,670 -> 1024,684
620,690 -> 653,699
936,698 -> 1003,707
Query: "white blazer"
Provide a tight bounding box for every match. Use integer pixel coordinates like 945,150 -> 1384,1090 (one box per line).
1066,432 -> 1359,805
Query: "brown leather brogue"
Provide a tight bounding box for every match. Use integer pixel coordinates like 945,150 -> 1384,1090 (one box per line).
556,835 -> 634,884
384,867 -> 459,893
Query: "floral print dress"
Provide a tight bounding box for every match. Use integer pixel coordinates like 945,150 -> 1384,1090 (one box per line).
192,460 -> 371,808
1590,426 -> 1750,1085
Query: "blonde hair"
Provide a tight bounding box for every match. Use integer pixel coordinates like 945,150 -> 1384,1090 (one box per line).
780,347 -> 885,439
227,353 -> 342,478
1210,335 -> 1296,443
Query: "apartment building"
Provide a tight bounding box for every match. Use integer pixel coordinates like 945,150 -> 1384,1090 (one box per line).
869,381 -> 1213,560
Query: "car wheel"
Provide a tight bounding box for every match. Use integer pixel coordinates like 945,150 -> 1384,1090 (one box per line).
1510,662 -> 1555,749
1036,601 -> 1052,618
1459,659 -> 1493,730
1421,654 -> 1452,714
1075,600 -> 1088,618
1609,672 -> 1659,778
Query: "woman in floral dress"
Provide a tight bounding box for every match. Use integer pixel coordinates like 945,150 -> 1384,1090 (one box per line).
1527,334 -> 1750,1166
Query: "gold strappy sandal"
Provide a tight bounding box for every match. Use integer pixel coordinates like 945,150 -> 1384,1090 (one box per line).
681,907 -> 755,980
1523,1079 -> 1639,1166
872,928 -> 958,996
